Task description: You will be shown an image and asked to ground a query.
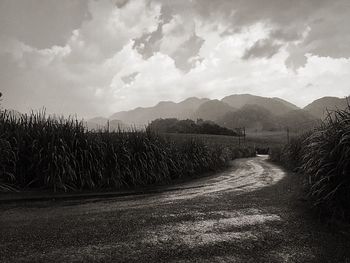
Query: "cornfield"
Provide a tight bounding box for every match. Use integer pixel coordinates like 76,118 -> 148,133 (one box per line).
270,105 -> 350,220
0,110 -> 255,192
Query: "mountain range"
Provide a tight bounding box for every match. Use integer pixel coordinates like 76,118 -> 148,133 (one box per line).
88,94 -> 349,132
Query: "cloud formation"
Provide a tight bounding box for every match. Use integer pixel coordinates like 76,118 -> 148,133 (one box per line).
0,0 -> 349,118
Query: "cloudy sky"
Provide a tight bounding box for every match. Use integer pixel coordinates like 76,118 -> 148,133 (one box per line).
1,0 -> 350,118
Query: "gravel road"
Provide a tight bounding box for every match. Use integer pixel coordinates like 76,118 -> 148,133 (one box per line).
1,156 -> 349,262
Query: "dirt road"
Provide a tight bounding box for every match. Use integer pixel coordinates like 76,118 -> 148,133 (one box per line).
1,156 -> 349,262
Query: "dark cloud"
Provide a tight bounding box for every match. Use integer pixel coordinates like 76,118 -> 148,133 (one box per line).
192,0 -> 328,27
243,39 -> 282,60
301,2 -> 350,58
0,0 -> 89,49
171,33 -> 204,71
121,72 -> 139,84
285,51 -> 308,70
134,18 -> 204,72
162,0 -> 350,67
270,29 -> 304,42
115,0 -> 130,8
133,22 -> 163,59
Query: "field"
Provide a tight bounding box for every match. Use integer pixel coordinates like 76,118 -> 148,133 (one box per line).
163,130 -> 296,149
0,110 -> 255,192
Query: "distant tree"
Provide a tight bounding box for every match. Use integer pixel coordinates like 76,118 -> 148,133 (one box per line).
148,118 -> 237,136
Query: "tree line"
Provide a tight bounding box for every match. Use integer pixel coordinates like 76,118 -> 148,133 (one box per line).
147,118 -> 238,136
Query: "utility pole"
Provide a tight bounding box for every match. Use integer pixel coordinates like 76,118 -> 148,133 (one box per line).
243,127 -> 246,144
238,129 -> 240,147
237,127 -> 241,147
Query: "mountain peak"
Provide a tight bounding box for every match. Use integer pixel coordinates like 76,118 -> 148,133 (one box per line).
156,101 -> 176,106
109,94 -> 348,126
222,94 -> 299,115
304,96 -> 349,119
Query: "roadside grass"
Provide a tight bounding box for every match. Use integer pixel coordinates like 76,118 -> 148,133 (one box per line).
270,106 -> 350,221
0,110 -> 255,192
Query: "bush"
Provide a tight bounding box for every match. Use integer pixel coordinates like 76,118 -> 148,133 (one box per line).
270,132 -> 311,172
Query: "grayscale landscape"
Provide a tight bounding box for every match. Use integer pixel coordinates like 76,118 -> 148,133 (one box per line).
0,0 -> 350,262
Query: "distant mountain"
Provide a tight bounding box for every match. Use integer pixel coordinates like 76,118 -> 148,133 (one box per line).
217,106 -> 319,132
221,94 -> 299,115
272,97 -> 300,111
192,100 -> 235,121
304,96 -> 349,119
217,105 -> 277,132
111,97 -> 209,125
86,117 -> 126,131
111,94 -> 298,125
278,110 -> 320,132
109,94 -> 348,131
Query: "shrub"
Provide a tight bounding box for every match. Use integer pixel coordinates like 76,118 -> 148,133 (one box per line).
270,105 -> 350,220
302,108 -> 350,218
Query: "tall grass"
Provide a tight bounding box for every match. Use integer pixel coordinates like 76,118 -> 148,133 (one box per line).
270,105 -> 350,220
0,110 -> 255,192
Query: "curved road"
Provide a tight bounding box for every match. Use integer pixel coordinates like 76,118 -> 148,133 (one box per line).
0,156 -> 349,262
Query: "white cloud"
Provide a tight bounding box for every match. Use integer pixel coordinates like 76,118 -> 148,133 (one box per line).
1,0 -> 350,118
65,0 -> 161,62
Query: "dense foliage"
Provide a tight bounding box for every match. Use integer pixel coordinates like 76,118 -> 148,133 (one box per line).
148,118 -> 237,136
0,110 -> 254,192
270,106 -> 350,220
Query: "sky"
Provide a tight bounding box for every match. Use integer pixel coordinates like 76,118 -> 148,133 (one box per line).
0,0 -> 350,118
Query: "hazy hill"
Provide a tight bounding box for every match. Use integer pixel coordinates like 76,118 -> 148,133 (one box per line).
272,97 -> 300,111
110,94 -> 298,125
221,94 -> 299,115
277,110 -> 320,132
217,105 -> 277,132
109,94 -> 347,131
304,96 -> 349,119
192,100 -> 236,121
217,105 -> 319,132
111,97 -> 209,125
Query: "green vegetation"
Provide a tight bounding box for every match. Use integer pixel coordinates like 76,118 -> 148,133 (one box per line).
148,118 -> 237,136
0,110 -> 255,192
270,106 -> 350,220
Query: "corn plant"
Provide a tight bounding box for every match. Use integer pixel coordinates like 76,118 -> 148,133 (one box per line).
0,110 -> 255,192
269,105 -> 350,220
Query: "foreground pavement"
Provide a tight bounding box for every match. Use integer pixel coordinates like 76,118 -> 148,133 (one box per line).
1,156 -> 350,262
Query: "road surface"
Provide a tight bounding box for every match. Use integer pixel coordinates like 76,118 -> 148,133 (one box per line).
1,156 -> 349,262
